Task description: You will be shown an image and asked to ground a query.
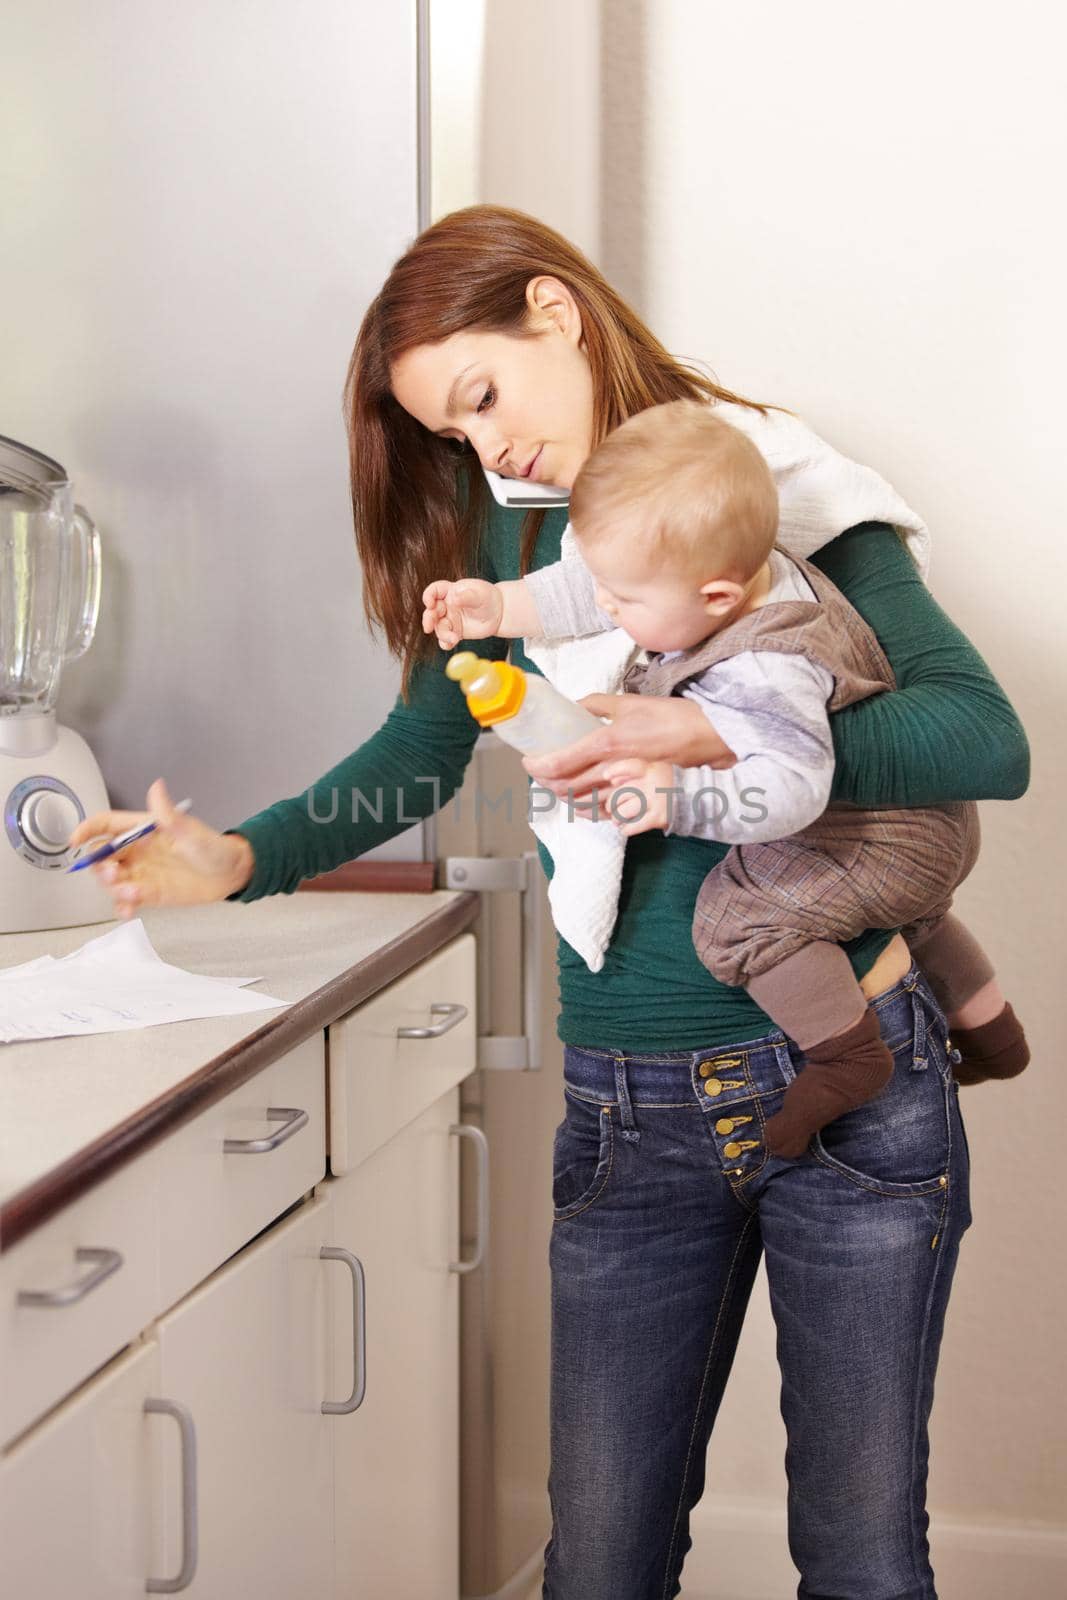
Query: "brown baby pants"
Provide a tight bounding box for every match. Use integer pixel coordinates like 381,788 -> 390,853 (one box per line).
693,799 -> 992,1043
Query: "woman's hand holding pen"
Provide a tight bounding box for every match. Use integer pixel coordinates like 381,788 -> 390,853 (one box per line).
67,778 -> 255,919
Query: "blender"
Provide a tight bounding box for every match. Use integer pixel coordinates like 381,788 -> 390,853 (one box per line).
0,435 -> 113,932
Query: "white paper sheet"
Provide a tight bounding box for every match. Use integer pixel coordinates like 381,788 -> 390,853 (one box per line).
0,920 -> 290,1043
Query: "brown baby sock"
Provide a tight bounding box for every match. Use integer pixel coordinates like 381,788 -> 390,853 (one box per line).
763,1008 -> 894,1160
950,1002 -> 1030,1086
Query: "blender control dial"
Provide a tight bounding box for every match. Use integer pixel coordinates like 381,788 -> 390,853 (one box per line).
21,789 -> 81,853
4,777 -> 87,870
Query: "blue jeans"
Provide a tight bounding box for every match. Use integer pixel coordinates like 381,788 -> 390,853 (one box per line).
544,965 -> 971,1600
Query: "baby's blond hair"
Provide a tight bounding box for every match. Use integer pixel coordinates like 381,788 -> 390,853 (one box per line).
569,400 -> 779,583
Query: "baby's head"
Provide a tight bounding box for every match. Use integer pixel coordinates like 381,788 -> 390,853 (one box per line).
569,400 -> 779,653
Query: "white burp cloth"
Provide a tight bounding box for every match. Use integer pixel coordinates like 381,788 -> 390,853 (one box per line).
524,525 -> 638,972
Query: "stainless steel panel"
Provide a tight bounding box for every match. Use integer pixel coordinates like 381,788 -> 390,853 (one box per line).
2,2 -> 420,850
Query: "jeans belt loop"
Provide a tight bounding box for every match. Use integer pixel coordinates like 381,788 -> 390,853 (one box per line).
773,1037 -> 796,1086
911,987 -> 929,1073
613,1055 -> 641,1143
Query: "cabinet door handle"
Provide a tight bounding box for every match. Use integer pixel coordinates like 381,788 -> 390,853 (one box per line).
17,1246 -> 123,1307
144,1397 -> 199,1593
449,1123 -> 489,1275
320,1246 -> 367,1415
396,1001 -> 468,1039
223,1105 -> 309,1153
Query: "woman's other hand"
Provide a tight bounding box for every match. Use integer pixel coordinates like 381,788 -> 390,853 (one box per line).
421,578 -> 503,648
66,778 -> 255,920
524,693 -> 736,799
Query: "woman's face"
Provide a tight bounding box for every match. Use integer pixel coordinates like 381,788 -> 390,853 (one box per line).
389,278 -> 595,490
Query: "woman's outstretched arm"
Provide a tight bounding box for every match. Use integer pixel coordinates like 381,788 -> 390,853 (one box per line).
73,635 -> 508,918
812,522 -> 1029,807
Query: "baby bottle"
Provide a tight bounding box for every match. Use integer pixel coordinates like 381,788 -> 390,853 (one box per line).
445,652 -> 603,756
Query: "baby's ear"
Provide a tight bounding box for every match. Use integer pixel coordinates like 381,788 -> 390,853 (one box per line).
699,578 -> 744,615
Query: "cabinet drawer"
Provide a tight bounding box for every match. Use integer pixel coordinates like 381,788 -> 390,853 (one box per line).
1,1149 -> 159,1448
157,1032 -> 326,1311
329,934 -> 476,1174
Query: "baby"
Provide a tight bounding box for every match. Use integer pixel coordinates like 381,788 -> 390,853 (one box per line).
423,401 -> 1029,1156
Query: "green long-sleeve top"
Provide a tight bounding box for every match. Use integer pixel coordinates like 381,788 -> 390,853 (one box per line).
231,514 -> 1029,1052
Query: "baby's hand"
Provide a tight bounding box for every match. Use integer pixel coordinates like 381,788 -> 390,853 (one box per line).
421,578 -> 503,648
602,759 -> 677,837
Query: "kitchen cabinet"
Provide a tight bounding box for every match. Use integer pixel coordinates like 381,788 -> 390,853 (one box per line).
330,1089 -> 465,1598
156,1031 -> 326,1314
0,895 -> 480,1598
328,933 -> 477,1174
1,1338 -> 161,1598
0,1141 -> 161,1447
153,1194 -> 334,1597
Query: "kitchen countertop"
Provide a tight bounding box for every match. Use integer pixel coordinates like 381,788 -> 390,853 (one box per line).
0,890 -> 479,1250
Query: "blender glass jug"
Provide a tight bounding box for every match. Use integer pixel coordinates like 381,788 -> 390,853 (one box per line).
0,434 -> 101,718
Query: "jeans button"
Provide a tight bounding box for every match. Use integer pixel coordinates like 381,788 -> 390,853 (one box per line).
704,1080 -> 723,1097
715,1118 -> 735,1134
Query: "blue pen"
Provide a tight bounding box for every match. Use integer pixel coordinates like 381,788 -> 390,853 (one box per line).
67,799 -> 193,872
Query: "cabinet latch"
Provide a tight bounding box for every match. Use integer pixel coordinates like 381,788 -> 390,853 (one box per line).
438,852 -> 543,1070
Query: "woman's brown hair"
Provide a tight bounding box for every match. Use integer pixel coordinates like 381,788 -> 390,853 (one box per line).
344,204 -> 767,694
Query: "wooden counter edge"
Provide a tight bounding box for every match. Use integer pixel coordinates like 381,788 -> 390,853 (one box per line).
0,891 -> 480,1253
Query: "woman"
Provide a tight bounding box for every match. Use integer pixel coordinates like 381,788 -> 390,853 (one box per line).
73,206 -> 1029,1600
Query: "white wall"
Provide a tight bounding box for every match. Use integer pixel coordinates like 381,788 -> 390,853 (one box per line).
635,0 -> 1065,1546
477,0 -> 601,261
465,0 -> 1065,1589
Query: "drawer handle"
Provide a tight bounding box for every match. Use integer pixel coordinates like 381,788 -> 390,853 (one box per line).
397,1001 -> 469,1040
144,1397 -> 199,1593
449,1123 -> 489,1275
223,1106 -> 309,1154
320,1246 -> 367,1415
17,1246 -> 123,1308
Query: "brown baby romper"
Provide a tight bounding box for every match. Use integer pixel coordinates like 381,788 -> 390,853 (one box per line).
623,548 -> 988,1022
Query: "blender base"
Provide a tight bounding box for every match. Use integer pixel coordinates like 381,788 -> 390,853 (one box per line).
0,724 -> 116,935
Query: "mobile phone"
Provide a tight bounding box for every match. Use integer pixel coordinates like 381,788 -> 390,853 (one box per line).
482,467 -> 570,510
